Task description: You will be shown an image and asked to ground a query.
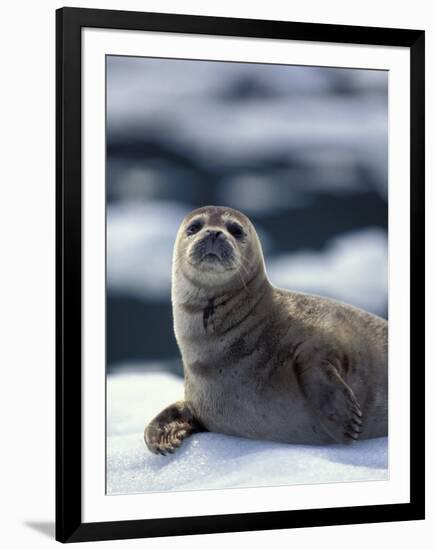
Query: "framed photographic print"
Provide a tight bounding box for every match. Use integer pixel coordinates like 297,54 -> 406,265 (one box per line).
56,7 -> 425,543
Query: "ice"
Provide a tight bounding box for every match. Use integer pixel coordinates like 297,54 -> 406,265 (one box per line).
268,228 -> 388,317
107,200 -> 191,299
107,57 -> 388,191
107,371 -> 388,495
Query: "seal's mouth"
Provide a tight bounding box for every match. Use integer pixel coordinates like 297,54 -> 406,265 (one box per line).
189,233 -> 235,269
201,252 -> 221,262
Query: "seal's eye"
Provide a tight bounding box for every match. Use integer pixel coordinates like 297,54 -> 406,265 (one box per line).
186,220 -> 203,236
226,222 -> 244,239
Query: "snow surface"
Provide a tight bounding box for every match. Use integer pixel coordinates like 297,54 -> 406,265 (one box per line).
107,371 -> 388,495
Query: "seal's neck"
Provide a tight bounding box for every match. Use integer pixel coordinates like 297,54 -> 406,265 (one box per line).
172,265 -> 267,310
171,264 -> 270,340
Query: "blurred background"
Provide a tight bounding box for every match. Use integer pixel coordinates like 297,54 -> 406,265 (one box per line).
106,56 -> 388,376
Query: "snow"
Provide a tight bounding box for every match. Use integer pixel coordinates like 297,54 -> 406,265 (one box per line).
107,371 -> 388,495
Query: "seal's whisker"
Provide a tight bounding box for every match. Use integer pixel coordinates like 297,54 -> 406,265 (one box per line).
232,257 -> 249,292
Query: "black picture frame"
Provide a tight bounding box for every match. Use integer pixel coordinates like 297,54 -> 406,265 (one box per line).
56,6 -> 425,543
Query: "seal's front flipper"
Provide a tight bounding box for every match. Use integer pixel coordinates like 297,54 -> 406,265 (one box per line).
144,400 -> 204,455
297,361 -> 363,444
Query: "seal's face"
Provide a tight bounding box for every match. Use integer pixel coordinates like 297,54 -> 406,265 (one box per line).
185,209 -> 245,272
174,206 -> 263,288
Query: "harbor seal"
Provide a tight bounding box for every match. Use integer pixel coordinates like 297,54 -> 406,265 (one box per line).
144,206 -> 388,455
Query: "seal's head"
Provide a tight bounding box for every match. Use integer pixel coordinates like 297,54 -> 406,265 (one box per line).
173,206 -> 265,290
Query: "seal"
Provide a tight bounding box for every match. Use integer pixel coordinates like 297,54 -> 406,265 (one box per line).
144,206 -> 388,455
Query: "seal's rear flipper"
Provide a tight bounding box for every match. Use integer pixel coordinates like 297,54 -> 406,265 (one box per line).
144,401 -> 205,456
297,361 -> 363,444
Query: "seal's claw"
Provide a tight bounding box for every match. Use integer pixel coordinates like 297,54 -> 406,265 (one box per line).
144,422 -> 190,455
298,360 -> 365,444
144,401 -> 205,456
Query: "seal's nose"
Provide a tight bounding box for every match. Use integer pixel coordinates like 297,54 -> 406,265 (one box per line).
206,229 -> 222,241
